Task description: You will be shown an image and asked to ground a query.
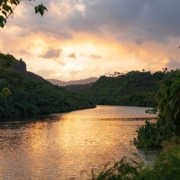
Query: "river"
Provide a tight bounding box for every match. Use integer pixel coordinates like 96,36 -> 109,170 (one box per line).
0,105 -> 157,180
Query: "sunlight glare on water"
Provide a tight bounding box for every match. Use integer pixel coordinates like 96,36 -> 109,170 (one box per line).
0,106 -> 157,180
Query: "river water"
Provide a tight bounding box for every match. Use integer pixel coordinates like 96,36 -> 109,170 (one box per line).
0,105 -> 157,180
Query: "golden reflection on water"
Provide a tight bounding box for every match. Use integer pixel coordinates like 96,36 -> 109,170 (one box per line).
0,106 -> 157,180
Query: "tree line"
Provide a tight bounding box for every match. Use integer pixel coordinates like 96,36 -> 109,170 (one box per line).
0,69 -> 95,119
87,71 -> 167,107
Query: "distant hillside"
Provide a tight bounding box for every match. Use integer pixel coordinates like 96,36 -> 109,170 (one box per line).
0,58 -> 51,85
87,71 -> 168,107
0,57 -> 95,118
47,77 -> 98,86
64,82 -> 94,93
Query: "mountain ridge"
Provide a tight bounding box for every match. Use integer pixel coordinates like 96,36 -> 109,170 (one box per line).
87,71 -> 167,107
47,77 -> 98,86
0,57 -> 96,118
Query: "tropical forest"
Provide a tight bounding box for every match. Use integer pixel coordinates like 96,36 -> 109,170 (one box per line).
1,0 -> 180,179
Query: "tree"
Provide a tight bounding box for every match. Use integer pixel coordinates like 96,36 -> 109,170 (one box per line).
1,87 -> 12,97
0,0 -> 47,28
0,53 -> 16,97
0,1 -> 47,98
156,71 -> 180,134
162,67 -> 168,74
0,0 -> 47,82
0,53 -> 15,68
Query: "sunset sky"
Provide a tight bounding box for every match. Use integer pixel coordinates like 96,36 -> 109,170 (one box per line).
1,0 -> 180,81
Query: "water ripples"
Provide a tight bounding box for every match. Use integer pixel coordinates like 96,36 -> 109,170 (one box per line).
0,106 -> 157,180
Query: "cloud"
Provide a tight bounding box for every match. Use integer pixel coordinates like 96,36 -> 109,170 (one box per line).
66,0 -> 180,44
38,47 -> 65,65
35,69 -> 57,79
39,47 -> 62,59
166,58 -> 180,70
2,0 -> 180,81
89,54 -> 101,59
70,70 -> 80,75
5,0 -> 180,45
53,58 -> 65,65
68,52 -> 76,58
15,49 -> 33,58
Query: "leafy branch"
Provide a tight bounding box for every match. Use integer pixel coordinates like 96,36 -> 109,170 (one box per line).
0,0 -> 47,28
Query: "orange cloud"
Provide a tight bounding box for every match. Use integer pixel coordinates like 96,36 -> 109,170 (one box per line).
89,54 -> 101,59
1,1 -> 180,81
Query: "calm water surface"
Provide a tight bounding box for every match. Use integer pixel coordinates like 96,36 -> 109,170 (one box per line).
0,106 -> 157,180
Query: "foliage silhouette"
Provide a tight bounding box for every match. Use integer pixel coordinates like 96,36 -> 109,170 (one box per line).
0,0 -> 47,28
92,144 -> 180,180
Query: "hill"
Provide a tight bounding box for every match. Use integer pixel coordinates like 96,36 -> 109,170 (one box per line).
0,58 -> 51,85
64,82 -> 94,93
47,77 -> 98,86
0,58 -> 96,119
87,71 -> 168,107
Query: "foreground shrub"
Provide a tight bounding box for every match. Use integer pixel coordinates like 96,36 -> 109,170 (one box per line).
92,145 -> 180,180
153,144 -> 180,179
134,118 -> 172,149
134,70 -> 180,149
91,153 -> 145,180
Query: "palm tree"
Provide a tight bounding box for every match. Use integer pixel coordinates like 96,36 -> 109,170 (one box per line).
156,70 -> 180,135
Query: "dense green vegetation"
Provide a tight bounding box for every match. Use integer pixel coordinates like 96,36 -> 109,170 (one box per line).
64,82 -> 94,93
87,71 -> 167,107
134,70 -> 180,149
0,69 -> 95,119
92,70 -> 180,179
92,143 -> 180,180
0,56 -> 52,85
